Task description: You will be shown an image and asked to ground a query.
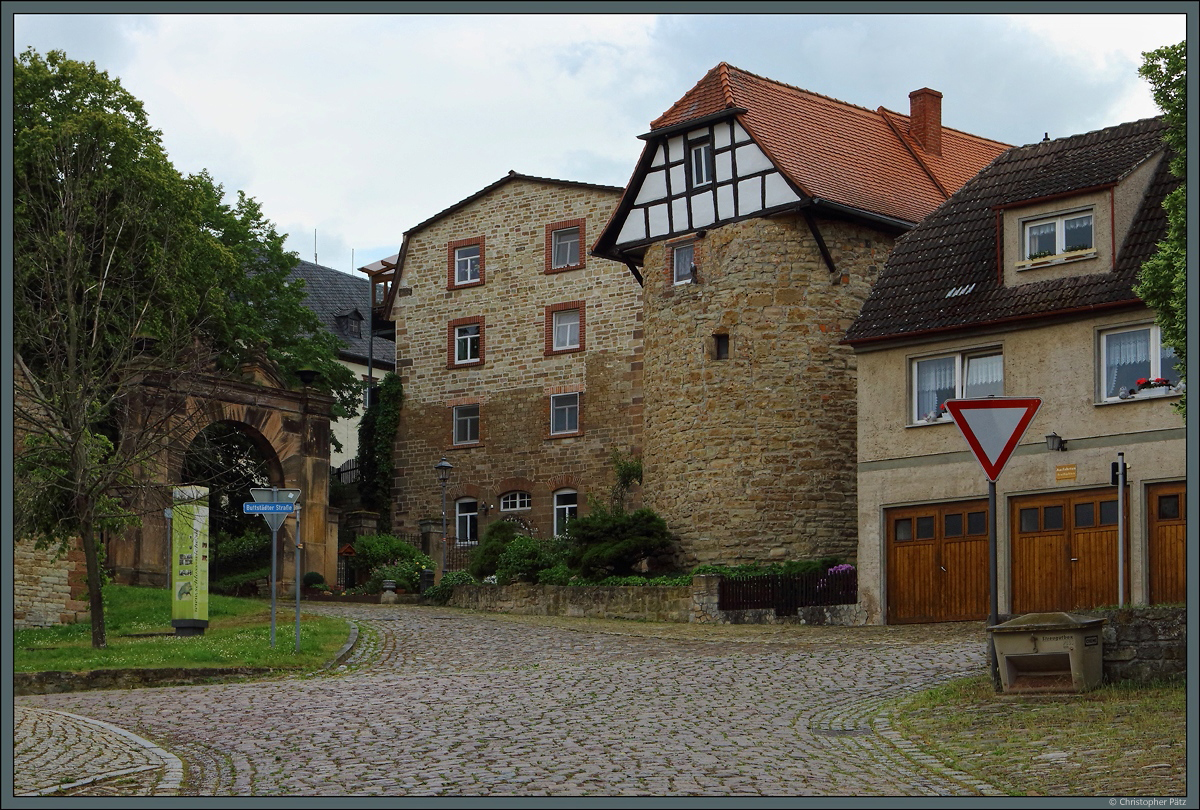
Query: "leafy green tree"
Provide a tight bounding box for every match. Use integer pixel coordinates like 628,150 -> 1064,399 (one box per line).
13,49 -> 357,647
1135,41 -> 1186,416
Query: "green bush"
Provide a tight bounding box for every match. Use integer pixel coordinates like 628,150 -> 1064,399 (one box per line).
302,571 -> 326,587
351,534 -> 421,577
495,535 -> 562,586
364,554 -> 434,593
210,565 -> 269,597
537,563 -> 573,586
423,570 -> 476,605
691,557 -> 845,579
565,507 -> 673,580
213,528 -> 270,571
468,520 -> 521,580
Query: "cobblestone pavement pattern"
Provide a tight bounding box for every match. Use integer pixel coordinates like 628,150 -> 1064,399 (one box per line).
15,605 -> 1005,797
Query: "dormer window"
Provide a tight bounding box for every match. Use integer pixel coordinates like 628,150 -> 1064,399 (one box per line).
335,312 -> 362,338
1023,210 -> 1093,261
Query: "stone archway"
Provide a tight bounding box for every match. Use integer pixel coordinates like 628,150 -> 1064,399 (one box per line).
109,363 -> 334,593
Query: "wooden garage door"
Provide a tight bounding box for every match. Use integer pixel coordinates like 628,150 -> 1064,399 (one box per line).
887,500 -> 989,623
1148,481 -> 1186,604
1011,489 -> 1129,614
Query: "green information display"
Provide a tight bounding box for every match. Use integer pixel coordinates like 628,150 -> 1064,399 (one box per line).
171,486 -> 210,636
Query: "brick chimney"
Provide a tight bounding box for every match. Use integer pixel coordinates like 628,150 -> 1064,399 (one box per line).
908,87 -> 943,156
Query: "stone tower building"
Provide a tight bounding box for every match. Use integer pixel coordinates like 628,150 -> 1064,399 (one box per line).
592,63 -> 1008,567
376,173 -> 641,542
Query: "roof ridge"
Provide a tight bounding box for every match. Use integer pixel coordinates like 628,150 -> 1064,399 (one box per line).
717,62 -> 736,109
878,107 -> 950,199
876,105 -> 1013,148
722,62 -> 889,118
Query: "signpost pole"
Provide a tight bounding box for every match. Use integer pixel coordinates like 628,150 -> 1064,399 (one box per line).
270,486 -> 278,648
1117,452 -> 1126,607
988,480 -> 1000,690
294,504 -> 302,653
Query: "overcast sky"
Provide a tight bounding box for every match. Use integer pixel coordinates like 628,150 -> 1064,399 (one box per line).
11,9 -> 1190,278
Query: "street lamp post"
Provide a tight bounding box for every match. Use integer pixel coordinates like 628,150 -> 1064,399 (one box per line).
435,457 -> 453,577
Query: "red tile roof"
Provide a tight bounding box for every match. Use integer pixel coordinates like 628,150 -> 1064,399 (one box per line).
650,63 -> 1010,225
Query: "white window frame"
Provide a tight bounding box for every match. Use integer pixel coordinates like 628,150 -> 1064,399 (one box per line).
455,498 -> 479,544
690,140 -> 713,186
453,404 -> 479,445
550,392 -> 579,435
912,349 -> 1004,424
553,489 -> 578,537
455,323 -> 480,364
500,491 -> 532,512
455,245 -> 480,284
1099,324 -> 1181,402
1022,208 -> 1094,261
673,243 -> 695,285
551,226 -> 580,269
552,309 -> 581,351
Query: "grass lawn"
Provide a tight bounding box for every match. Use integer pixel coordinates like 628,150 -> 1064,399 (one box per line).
14,584 -> 351,673
889,675 -> 1187,796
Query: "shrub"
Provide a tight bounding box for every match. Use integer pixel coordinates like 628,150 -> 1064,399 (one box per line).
565,507 -> 673,580
691,557 -> 847,579
468,521 -> 519,581
423,570 -> 476,605
364,554 -> 434,593
494,535 -> 562,586
302,571 -> 326,587
210,565 -> 270,597
351,534 -> 422,577
537,563 -> 573,586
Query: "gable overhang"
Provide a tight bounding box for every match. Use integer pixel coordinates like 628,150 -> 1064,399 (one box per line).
637,107 -> 748,140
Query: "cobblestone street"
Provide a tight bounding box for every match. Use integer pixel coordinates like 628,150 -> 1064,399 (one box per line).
14,605 -> 1004,797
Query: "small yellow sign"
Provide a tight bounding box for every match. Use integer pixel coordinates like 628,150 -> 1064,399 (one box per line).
1055,464 -> 1077,481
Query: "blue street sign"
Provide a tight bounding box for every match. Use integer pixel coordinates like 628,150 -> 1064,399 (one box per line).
243,502 -> 295,514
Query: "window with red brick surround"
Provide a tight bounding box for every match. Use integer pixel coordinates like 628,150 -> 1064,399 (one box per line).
447,236 -> 485,289
548,390 -> 583,438
447,316 -> 485,368
545,219 -> 586,273
544,301 -> 586,356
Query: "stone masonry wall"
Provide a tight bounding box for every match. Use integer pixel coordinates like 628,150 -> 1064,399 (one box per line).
14,536 -> 89,629
390,178 -> 642,538
640,215 -> 894,567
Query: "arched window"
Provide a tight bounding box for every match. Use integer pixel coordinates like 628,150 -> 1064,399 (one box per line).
455,498 -> 478,544
553,489 -> 578,537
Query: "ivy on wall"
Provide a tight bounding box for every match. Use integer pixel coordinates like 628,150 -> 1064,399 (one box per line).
356,372 -> 403,531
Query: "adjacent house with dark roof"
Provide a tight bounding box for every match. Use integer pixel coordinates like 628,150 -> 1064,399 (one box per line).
288,259 -> 395,468
591,63 -> 1008,567
844,117 -> 1184,624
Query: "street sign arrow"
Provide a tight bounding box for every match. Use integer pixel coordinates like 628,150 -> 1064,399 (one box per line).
945,397 -> 1042,482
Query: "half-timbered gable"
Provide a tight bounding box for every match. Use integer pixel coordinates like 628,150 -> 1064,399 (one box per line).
592,63 -> 1007,570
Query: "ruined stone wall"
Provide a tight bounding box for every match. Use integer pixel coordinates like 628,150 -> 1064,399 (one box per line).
639,215 -> 894,566
390,179 -> 642,537
14,537 -> 90,629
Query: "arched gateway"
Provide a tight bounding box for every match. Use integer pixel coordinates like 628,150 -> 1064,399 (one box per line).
109,363 -> 335,593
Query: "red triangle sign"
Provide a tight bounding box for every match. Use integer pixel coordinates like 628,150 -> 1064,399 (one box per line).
945,398 -> 1042,482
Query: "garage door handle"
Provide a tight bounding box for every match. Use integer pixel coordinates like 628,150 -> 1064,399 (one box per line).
1070,558 -> 1079,562
940,566 -> 947,572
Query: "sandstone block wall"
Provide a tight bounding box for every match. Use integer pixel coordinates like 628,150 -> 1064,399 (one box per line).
639,215 -> 894,567
15,536 -> 89,629
391,178 -> 643,538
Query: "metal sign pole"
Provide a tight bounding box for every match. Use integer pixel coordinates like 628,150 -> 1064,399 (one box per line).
294,504 -> 302,653
1117,452 -> 1126,607
988,480 -> 1000,691
270,486 -> 278,648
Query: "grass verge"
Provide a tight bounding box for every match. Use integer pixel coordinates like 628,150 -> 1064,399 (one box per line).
889,675 -> 1186,796
14,584 -> 350,673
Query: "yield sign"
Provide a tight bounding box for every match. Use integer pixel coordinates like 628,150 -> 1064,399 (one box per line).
945,398 -> 1042,482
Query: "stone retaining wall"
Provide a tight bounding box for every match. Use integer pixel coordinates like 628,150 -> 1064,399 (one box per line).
1081,606 -> 1186,684
450,583 -> 693,622
448,575 -> 865,625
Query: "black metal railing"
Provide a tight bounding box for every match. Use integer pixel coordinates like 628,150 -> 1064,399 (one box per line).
443,538 -> 476,573
718,569 -> 857,615
331,458 -> 360,484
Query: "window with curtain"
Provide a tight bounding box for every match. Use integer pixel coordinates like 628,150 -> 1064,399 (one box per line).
1101,325 -> 1179,400
913,350 -> 1004,423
